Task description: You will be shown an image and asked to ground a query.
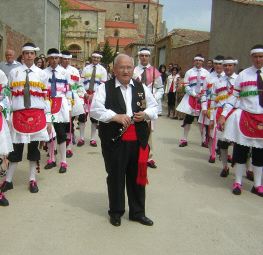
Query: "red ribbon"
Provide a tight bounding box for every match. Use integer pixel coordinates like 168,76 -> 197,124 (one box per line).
121,124 -> 149,186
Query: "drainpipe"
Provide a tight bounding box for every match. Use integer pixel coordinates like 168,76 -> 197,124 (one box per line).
44,0 -> 47,53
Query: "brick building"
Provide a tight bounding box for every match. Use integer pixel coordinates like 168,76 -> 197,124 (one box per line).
154,29 -> 210,74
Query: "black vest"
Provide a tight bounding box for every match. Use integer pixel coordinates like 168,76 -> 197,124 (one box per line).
99,78 -> 149,148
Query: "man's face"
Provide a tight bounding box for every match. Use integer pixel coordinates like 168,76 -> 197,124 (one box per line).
251,53 -> 263,69
214,63 -> 224,74
5,50 -> 15,64
22,51 -> 36,67
194,60 -> 203,69
207,60 -> 213,69
48,56 -> 60,69
223,64 -> 235,76
168,64 -> 173,71
92,56 -> 100,65
139,54 -> 150,66
61,58 -> 70,68
113,56 -> 134,85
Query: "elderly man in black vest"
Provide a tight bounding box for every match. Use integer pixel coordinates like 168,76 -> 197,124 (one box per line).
90,54 -> 158,227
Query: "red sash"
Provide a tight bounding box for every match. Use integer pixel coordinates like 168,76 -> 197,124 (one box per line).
0,112 -> 3,132
239,111 -> 263,138
121,124 -> 149,186
51,97 -> 62,114
13,109 -> 46,134
188,95 -> 201,111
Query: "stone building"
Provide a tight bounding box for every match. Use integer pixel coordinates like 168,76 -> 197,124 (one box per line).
0,0 -> 60,56
63,0 -> 106,66
80,0 -> 164,37
210,0 -> 263,69
64,0 -> 165,64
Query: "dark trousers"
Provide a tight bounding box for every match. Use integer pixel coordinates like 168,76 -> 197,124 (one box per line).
8,141 -> 40,162
101,141 -> 145,218
78,113 -> 98,124
53,122 -> 68,144
233,143 -> 263,167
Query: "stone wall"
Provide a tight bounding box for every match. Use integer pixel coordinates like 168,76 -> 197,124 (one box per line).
210,0 -> 263,69
0,0 -> 60,55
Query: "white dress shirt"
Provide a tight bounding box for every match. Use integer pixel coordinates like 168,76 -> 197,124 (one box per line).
90,79 -> 158,123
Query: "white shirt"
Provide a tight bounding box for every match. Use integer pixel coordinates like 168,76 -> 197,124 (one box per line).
8,64 -> 49,112
0,69 -> 8,109
165,74 -> 180,93
184,67 -> 210,97
90,79 -> 158,123
133,63 -> 163,89
222,66 -> 263,116
82,63 -> 107,91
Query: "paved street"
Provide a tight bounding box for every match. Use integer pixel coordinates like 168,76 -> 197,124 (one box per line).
1,116 -> 263,255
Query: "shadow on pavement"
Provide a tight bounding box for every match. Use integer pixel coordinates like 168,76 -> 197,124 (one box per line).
62,191 -> 108,217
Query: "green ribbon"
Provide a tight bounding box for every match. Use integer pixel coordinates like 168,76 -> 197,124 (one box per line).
71,83 -> 82,91
3,86 -> 11,97
239,90 -> 259,97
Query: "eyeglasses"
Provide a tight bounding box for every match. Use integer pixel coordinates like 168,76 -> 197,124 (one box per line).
118,66 -> 133,71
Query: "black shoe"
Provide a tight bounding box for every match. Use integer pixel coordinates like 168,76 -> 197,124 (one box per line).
251,186 -> 263,197
29,180 -> 39,193
44,161 -> 56,170
110,216 -> 121,226
147,160 -> 157,169
220,168 -> 229,178
0,193 -> 9,206
208,156 -> 215,163
59,165 -> 67,174
130,216 -> 154,226
0,181 -> 13,192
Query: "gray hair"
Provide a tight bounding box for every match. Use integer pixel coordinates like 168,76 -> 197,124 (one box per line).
113,53 -> 134,66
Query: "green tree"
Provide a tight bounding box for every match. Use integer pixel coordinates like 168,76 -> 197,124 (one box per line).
60,0 -> 77,50
101,40 -> 114,65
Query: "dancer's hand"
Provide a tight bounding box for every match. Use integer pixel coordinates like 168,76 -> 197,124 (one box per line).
47,123 -> 52,134
217,115 -> 225,131
133,111 -> 146,122
112,114 -> 131,129
209,120 -> 214,130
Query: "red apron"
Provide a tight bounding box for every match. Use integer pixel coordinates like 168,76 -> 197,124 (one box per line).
51,97 -> 62,114
239,111 -> 263,138
13,109 -> 46,134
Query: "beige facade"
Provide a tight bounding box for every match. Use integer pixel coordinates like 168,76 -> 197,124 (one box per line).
64,9 -> 105,62
80,0 -> 163,36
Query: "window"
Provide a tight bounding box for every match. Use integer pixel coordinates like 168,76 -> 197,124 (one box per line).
114,13 -> 121,21
85,21 -> 90,26
114,29 -> 120,37
127,4 -> 130,8
143,5 -> 146,9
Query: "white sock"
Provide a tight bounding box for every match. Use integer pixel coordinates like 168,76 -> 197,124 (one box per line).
6,162 -> 18,182
235,163 -> 246,185
90,123 -> 97,141
79,123 -> 85,140
253,165 -> 262,187
59,142 -> 67,163
199,124 -> 206,143
29,161 -> 36,181
183,124 -> 190,140
220,149 -> 228,169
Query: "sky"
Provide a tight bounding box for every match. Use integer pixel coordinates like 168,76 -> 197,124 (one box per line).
159,0 -> 212,32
